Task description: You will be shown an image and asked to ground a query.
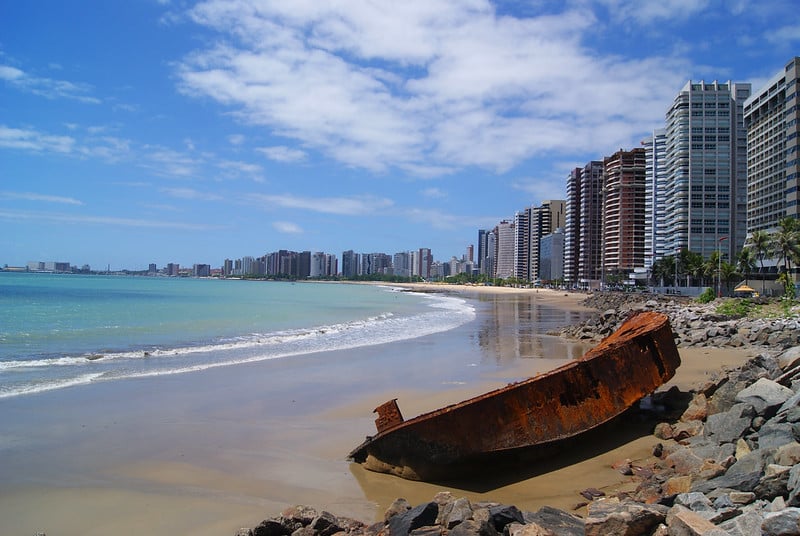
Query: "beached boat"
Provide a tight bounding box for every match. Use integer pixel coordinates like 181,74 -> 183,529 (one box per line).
348,311 -> 680,480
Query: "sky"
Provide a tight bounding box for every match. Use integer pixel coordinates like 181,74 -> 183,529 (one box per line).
1,1 -> 799,270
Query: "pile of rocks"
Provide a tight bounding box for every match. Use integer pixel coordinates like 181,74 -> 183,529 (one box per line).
238,345 -> 800,536
553,294 -> 800,349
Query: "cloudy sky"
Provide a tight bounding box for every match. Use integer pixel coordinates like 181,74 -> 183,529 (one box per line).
1,0 -> 799,270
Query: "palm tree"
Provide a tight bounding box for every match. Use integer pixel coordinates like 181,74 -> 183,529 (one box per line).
771,217 -> 800,276
747,230 -> 771,294
720,261 -> 741,296
737,248 -> 757,287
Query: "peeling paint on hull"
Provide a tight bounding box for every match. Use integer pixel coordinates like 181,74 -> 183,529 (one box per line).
348,311 -> 680,481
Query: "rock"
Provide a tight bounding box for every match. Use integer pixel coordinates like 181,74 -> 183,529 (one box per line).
310,512 -> 341,536
438,497 -> 473,529
779,347 -> 800,370
691,470 -> 763,494
735,438 -> 752,459
704,403 -> 755,444
522,506 -> 584,536
729,492 -> 756,505
719,510 -> 767,536
755,465 -> 792,500
666,505 -> 729,536
506,522 -> 554,536
674,492 -> 714,513
654,422 -> 674,440
664,475 -> 693,496
682,393 -> 709,422
487,505 -> 524,533
253,520 -> 290,536
385,499 -> 413,521
774,441 -> 800,466
585,498 -> 668,536
674,420 -> 705,441
759,422 -> 798,450
788,465 -> 800,506
388,502 -> 439,536
736,378 -> 794,416
448,519 -> 497,536
761,507 -> 800,536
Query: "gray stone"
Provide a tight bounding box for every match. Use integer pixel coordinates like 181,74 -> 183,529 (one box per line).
759,422 -> 798,450
705,403 -> 755,444
736,378 -> 794,416
385,499 -> 413,521
787,465 -> 800,506
727,447 -> 776,476
755,467 -> 791,501
487,505 -> 524,533
522,506 -> 584,536
439,498 -> 473,529
691,471 -> 763,494
388,502 -> 439,536
310,512 -> 341,536
719,510 -> 767,536
448,519 -> 498,536
675,492 -> 714,512
761,507 -> 800,536
779,347 -> 800,371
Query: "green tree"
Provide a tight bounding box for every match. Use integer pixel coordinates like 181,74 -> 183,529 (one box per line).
771,217 -> 800,275
720,261 -> 741,295
737,247 -> 757,286
746,229 -> 771,294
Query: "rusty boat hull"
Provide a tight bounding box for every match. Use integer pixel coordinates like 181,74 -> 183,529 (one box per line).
348,311 -> 680,480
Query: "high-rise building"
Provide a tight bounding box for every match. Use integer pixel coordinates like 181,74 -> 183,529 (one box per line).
642,129 -> 668,269
564,162 -> 604,288
513,209 -> 530,280
602,148 -> 647,276
341,250 -> 358,278
477,229 -> 489,274
494,220 -> 515,280
530,200 -> 565,282
664,80 -> 751,261
486,230 -> 496,278
417,248 -> 432,279
539,228 -> 564,282
744,56 -> 800,235
564,168 -> 582,286
310,252 -> 326,277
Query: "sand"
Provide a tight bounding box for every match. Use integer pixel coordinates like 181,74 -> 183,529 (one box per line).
0,286 -> 758,535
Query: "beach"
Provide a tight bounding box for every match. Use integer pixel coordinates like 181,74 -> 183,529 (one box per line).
0,285 -> 757,535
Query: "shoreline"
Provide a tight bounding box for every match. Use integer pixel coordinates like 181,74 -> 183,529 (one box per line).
0,287 -> 763,535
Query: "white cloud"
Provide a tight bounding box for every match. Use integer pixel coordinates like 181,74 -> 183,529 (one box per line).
160,187 -> 223,201
765,23 -> 800,45
176,1 -> 688,176
249,193 -> 394,215
0,125 -> 75,154
0,209 -> 221,231
420,187 -> 446,199
272,221 -> 303,234
0,191 -> 84,205
0,63 -> 101,104
256,145 -> 307,163
406,208 -> 460,230
228,134 -> 245,145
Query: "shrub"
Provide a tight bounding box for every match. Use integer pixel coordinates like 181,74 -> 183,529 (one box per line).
696,287 -> 716,304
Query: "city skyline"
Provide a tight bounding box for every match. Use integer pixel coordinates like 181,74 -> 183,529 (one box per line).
2,2 -> 799,270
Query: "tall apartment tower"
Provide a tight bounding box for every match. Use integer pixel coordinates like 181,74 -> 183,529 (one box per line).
513,209 -> 530,280
494,220 -> 515,279
477,229 -> 489,274
565,162 -> 604,288
603,148 -> 647,275
664,80 -> 751,261
341,250 -> 358,278
530,200 -> 566,282
642,129 -> 668,269
417,248 -> 433,279
564,168 -> 582,286
744,56 -> 800,234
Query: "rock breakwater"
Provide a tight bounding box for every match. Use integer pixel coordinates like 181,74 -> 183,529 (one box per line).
554,292 -> 800,349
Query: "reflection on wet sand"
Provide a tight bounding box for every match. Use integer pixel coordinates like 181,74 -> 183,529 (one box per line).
475,292 -> 594,364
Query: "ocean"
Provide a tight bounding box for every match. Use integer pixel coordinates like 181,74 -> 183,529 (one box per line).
0,273 -> 476,399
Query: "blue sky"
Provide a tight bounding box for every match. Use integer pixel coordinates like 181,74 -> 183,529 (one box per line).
1,0 -> 799,270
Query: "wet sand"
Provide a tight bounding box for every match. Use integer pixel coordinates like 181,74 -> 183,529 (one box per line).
0,287 -> 757,535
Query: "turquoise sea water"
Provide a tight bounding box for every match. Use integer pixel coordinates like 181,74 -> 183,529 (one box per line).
0,273 -> 475,399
